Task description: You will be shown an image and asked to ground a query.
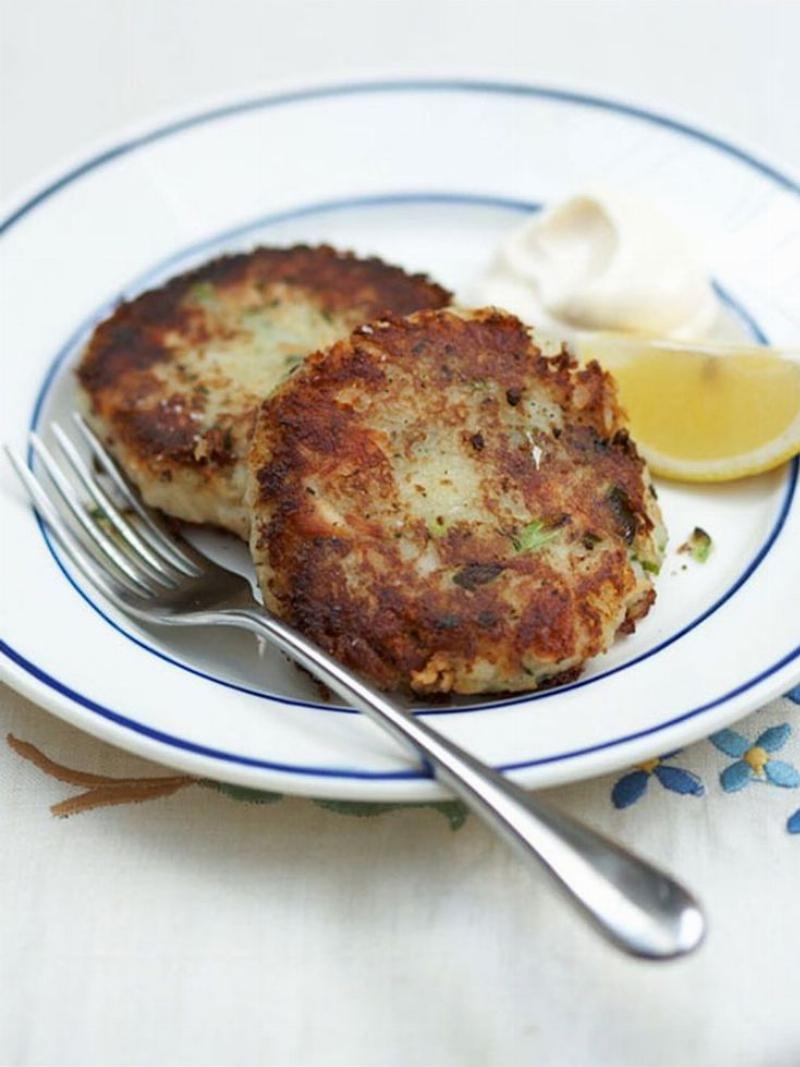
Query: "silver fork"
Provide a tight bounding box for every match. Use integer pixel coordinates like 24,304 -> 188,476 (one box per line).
6,414 -> 705,960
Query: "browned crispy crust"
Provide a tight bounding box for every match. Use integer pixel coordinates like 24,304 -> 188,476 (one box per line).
248,308 -> 664,694
75,245 -> 451,536
78,244 -> 451,459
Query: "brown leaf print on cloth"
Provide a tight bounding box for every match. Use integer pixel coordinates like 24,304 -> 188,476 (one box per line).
6,734 -> 196,816
5,734 -> 468,827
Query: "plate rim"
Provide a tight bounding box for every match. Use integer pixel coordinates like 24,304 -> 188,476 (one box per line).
3,637 -> 799,800
3,75 -> 800,236
2,76 -> 800,799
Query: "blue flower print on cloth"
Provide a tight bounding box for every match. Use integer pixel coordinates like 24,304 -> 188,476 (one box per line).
788,809 -> 800,835
788,685 -> 800,705
710,724 -> 800,792
612,751 -> 704,809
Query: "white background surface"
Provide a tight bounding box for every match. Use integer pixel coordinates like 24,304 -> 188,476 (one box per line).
2,0 -> 800,204
1,2 -> 800,1066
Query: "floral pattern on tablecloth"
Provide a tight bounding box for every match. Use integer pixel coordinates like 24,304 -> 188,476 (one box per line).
607,699 -> 800,833
7,691 -> 800,834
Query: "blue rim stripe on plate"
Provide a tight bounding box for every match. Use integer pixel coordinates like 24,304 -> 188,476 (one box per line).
24,190 -> 793,716
1,79 -> 799,779
2,78 -> 798,240
1,637 -> 798,780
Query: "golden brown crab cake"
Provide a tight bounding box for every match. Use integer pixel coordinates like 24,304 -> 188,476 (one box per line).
77,245 -> 451,538
247,307 -> 666,696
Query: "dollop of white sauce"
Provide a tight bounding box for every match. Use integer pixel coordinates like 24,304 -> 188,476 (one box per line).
474,192 -> 719,340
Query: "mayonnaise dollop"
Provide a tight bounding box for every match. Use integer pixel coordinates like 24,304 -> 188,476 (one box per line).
473,192 -> 719,341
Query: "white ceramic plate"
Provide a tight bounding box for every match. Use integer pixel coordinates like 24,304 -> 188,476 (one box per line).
2,79 -> 799,801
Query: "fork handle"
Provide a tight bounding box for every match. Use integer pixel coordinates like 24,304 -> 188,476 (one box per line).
226,607 -> 704,959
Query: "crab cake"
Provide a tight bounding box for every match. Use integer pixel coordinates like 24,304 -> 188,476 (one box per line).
247,308 -> 666,696
77,245 -> 451,538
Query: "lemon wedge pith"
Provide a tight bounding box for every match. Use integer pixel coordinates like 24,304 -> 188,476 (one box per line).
579,336 -> 800,482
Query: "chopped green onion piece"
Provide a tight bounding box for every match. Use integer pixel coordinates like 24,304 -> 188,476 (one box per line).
513,520 -> 558,553
427,517 -> 449,538
679,526 -> 713,563
190,281 -> 216,303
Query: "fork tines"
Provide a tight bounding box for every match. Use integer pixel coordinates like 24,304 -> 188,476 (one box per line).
6,414 -> 204,604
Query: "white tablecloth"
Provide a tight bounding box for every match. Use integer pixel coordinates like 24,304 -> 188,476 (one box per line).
2,3 -> 799,1065
2,685 -> 800,1067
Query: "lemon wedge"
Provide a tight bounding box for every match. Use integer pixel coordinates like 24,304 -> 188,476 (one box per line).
577,335 -> 800,482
